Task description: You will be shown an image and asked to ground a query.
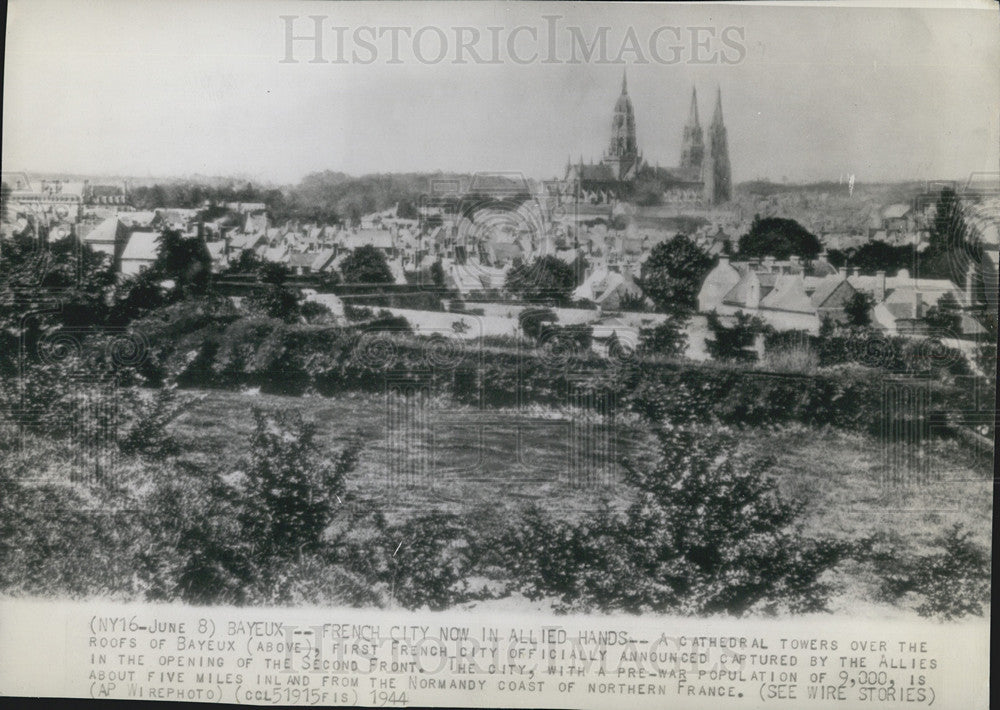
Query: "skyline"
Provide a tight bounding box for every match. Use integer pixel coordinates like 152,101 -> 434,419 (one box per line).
3,0 -> 999,186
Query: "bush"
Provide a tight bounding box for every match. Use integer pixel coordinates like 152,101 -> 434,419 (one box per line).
332,508 -> 475,610
639,317 -> 688,357
492,423 -> 854,615
239,407 -> 356,560
877,524 -> 990,620
116,388 -> 183,459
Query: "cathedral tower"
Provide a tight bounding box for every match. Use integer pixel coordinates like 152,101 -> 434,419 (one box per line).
702,87 -> 732,204
603,70 -> 640,181
679,86 -> 704,171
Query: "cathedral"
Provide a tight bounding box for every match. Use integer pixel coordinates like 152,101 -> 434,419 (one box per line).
563,72 -> 732,205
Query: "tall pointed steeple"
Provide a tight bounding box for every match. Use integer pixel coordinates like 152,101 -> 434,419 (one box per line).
680,85 -> 705,171
702,85 -> 731,204
605,68 -> 639,181
711,85 -> 724,126
687,86 -> 700,126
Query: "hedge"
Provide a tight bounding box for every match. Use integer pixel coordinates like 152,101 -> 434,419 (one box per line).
133,311 -> 973,436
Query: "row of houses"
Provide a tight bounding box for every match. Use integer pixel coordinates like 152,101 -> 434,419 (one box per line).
697,254 -> 986,337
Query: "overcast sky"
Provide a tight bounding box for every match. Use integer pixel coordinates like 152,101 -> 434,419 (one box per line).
3,0 -> 998,185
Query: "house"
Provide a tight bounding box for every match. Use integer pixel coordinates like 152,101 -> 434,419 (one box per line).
710,264 -> 858,334
339,229 -> 395,255
119,231 -> 160,276
81,217 -> 128,260
572,266 -> 644,310
244,213 -> 268,235
448,260 -> 508,295
310,248 -> 338,273
698,257 -> 743,312
847,267 -> 986,338
880,203 -> 912,234
288,251 -> 317,275
263,243 -> 289,263
206,241 -> 228,272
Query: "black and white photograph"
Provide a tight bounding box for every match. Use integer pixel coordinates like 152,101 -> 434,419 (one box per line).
0,1 -> 996,707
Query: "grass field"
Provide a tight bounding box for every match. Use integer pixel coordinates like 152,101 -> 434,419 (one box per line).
168,388 -> 993,614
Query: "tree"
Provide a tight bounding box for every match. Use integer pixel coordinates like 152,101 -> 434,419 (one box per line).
0,182 -> 10,223
505,255 -> 576,304
639,316 -> 688,357
737,215 -> 822,260
518,308 -> 557,341
227,249 -> 263,274
340,245 -> 394,284
843,291 -> 875,327
108,271 -> 166,326
397,199 -> 419,220
153,228 -> 212,296
640,235 -> 713,317
844,241 -> 913,275
706,310 -> 766,362
0,233 -> 116,378
244,284 -> 302,323
921,188 -> 981,281
429,260 -> 446,289
244,261 -> 302,322
258,261 -> 291,286
923,292 -> 962,335
929,188 -> 967,254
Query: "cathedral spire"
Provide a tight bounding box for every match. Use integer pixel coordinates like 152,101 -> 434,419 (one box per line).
712,85 -> 724,125
687,86 -> 700,127
680,85 -> 705,171
607,68 -> 638,169
703,86 -> 731,205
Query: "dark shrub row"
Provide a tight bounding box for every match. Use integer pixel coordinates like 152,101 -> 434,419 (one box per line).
132,311 -> 972,436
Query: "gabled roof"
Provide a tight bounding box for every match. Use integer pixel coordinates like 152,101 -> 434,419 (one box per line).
882,203 -> 911,220
206,241 -> 227,260
341,230 -> 394,250
288,252 -> 316,269
809,274 -> 851,308
120,231 -> 160,262
809,256 -> 838,277
721,270 -> 758,307
263,244 -> 289,262
759,274 -> 815,313
83,217 -> 121,244
118,211 -> 157,227
310,248 -> 337,272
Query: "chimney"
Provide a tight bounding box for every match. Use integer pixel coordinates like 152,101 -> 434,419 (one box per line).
789,255 -> 800,267
763,255 -> 775,271
746,275 -> 761,309
851,267 -> 860,279
913,291 -> 923,319
875,271 -> 886,302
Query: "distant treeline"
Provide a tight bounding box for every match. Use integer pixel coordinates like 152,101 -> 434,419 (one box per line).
129,171 -> 473,225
